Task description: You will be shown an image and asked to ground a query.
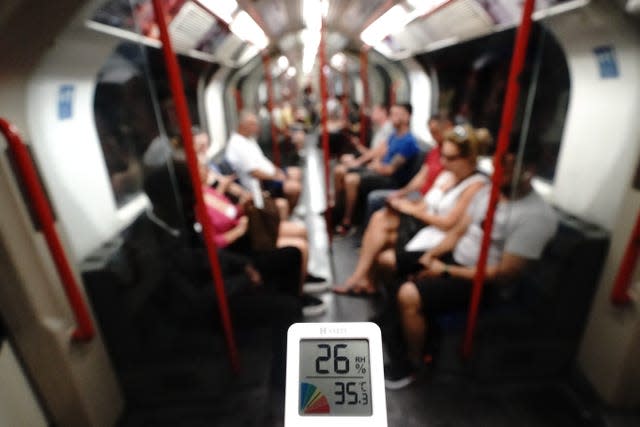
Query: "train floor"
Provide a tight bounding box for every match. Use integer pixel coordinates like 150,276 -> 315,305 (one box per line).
81,135 -> 639,426
111,232 -> 638,427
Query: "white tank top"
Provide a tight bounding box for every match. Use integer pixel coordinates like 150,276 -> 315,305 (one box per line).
405,171 -> 488,252
426,171 -> 488,216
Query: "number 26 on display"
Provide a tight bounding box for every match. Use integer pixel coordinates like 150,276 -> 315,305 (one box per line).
315,344 -> 349,374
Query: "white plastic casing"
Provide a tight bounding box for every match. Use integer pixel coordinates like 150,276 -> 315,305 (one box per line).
284,322 -> 388,427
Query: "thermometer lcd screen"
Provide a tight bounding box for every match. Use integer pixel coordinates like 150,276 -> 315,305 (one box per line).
299,339 -> 372,416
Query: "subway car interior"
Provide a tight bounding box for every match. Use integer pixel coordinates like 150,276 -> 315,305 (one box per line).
1,0 -> 640,426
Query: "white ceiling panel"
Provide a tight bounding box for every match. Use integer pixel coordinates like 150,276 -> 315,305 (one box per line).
420,0 -> 494,43
169,1 -> 218,52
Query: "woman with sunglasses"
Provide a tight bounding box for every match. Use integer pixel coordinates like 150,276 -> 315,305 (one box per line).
333,125 -> 492,296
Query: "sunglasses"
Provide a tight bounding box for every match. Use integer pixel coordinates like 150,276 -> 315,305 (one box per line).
440,152 -> 464,162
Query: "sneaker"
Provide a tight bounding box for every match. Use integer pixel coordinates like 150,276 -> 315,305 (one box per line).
302,274 -> 331,293
301,294 -> 327,317
305,273 -> 327,283
303,282 -> 332,293
384,362 -> 416,390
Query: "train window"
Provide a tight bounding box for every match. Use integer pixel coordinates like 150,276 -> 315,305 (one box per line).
416,23 -> 570,181
94,40 -> 213,206
94,44 -> 157,206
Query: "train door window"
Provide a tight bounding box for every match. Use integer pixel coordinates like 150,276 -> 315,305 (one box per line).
94,45 -> 154,207
87,1 -> 226,415
416,23 -> 570,182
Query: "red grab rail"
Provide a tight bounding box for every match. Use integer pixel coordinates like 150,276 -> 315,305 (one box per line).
462,0 -> 536,358
262,53 -> 281,168
359,47 -> 370,147
611,209 -> 640,305
150,0 -> 240,373
0,119 -> 95,342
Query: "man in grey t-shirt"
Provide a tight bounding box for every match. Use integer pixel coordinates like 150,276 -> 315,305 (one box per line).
384,139 -> 558,390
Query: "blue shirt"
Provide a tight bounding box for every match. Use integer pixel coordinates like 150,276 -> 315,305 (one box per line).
382,131 -> 419,183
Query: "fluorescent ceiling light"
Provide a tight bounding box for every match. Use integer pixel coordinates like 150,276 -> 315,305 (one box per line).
230,11 -> 269,49
278,55 -> 290,70
199,0 -> 238,24
361,5 -> 413,47
303,0 -> 323,30
301,28 -> 321,74
302,46 -> 318,74
330,52 -> 346,70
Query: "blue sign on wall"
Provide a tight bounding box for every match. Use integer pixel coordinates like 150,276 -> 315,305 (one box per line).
58,85 -> 74,120
593,45 -> 619,79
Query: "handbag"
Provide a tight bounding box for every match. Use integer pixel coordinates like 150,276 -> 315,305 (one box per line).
395,213 -> 423,254
246,195 -> 280,251
395,213 -> 425,275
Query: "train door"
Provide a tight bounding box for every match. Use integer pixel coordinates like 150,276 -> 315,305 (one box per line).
0,0 -> 244,424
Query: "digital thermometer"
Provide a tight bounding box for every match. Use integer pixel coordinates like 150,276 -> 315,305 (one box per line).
284,322 -> 387,426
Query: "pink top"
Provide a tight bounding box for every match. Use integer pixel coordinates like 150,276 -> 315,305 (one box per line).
202,186 -> 242,248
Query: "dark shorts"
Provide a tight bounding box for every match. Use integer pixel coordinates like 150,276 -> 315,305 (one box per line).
416,276 -> 475,318
262,168 -> 289,198
263,179 -> 284,198
413,259 -> 506,320
358,170 -> 397,193
347,166 -> 368,174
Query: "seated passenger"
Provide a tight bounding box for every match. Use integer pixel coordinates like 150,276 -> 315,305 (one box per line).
332,104 -> 393,205
385,140 -> 558,389
198,161 -> 327,316
193,128 -> 291,220
363,113 -> 452,226
337,103 -> 420,234
225,111 -> 303,212
333,125 -> 490,295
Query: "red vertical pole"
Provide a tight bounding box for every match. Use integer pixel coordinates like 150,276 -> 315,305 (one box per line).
341,69 -> 350,121
262,53 -> 281,167
1,119 -> 95,342
319,20 -> 333,241
611,210 -> 640,305
359,47 -> 370,147
462,0 -> 536,359
150,0 -> 240,373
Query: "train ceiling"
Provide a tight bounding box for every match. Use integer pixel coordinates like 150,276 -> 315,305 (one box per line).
89,0 -> 597,70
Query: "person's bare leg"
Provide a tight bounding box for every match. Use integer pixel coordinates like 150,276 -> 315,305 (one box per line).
376,248 -> 396,273
370,249 -> 396,291
275,197 -> 290,220
335,209 -> 397,293
340,154 -> 356,165
333,163 -> 347,205
397,282 -> 426,366
286,166 -> 303,182
283,179 -> 301,211
341,172 -> 360,227
279,221 -> 308,240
